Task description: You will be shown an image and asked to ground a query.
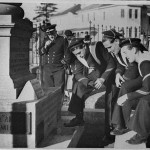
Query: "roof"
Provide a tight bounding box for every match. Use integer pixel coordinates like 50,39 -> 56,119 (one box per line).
80,4 -> 113,11
53,4 -> 81,17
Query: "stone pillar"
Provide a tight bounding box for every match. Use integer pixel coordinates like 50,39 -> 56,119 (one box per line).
0,3 -> 63,148
0,3 -> 35,99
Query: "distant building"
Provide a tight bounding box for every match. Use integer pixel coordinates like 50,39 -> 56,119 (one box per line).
51,4 -> 150,46
50,4 -> 81,34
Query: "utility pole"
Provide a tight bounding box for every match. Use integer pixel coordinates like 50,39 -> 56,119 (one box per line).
89,20 -> 92,36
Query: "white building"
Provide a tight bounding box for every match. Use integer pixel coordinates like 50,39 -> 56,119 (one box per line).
51,4 -> 150,45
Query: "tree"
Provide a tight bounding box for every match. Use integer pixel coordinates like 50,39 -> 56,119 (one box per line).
33,3 -> 57,22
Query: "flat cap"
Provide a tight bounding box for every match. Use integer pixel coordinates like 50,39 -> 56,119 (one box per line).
68,38 -> 84,50
40,23 -> 56,32
102,29 -> 123,39
119,38 -> 141,48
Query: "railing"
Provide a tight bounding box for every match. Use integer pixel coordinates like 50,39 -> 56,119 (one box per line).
29,24 -> 150,76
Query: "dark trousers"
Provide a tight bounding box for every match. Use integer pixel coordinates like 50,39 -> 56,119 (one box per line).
68,76 -> 119,136
68,81 -> 95,114
104,84 -> 120,135
42,65 -> 65,89
42,65 -> 65,121
111,79 -> 142,129
127,95 -> 150,136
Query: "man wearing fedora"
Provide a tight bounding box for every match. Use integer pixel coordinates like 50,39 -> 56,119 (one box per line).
64,38 -> 115,128
63,30 -> 75,99
40,23 -> 71,90
64,30 -> 75,45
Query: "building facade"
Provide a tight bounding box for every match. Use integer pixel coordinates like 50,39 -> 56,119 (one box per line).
50,4 -> 150,46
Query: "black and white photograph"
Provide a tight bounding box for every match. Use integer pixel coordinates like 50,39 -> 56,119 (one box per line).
0,0 -> 150,148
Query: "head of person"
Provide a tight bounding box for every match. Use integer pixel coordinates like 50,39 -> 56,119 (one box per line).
68,38 -> 87,58
41,23 -> 57,42
120,38 -> 148,63
84,32 -> 91,44
102,29 -> 123,55
64,30 -> 75,41
85,31 -> 88,35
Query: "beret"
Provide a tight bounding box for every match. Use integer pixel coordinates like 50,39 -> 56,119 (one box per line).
102,29 -> 123,39
65,30 -> 74,36
119,38 -> 141,48
68,38 -> 84,50
40,23 -> 56,32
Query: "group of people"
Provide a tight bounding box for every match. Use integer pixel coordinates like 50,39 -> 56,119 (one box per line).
40,22 -> 150,146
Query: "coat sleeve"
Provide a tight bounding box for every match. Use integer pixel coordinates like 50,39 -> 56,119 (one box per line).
100,46 -> 116,81
127,61 -> 150,100
63,37 -> 71,64
39,38 -> 49,55
95,41 -> 115,81
115,52 -> 126,75
115,61 -> 125,75
71,59 -> 90,87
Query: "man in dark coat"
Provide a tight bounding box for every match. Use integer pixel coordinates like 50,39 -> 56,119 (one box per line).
112,38 -> 150,144
64,38 -> 115,128
63,30 -> 75,98
64,30 -> 75,45
40,23 -> 71,90
101,29 -> 142,143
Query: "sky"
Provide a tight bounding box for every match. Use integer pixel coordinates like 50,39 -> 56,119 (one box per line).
5,0 -> 150,21
21,3 -> 75,21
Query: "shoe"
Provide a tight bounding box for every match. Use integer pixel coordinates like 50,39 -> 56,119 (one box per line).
103,134 -> 115,144
98,134 -> 115,147
126,133 -> 147,145
110,128 -> 130,135
64,117 -> 84,127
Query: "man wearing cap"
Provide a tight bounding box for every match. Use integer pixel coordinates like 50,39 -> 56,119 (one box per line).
111,38 -> 146,136
64,38 -> 115,129
40,23 -> 70,90
111,38 -> 150,144
101,29 -> 142,141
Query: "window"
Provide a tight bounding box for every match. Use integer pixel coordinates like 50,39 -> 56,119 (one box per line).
103,12 -> 105,20
129,9 -> 132,18
135,9 -> 138,19
121,9 -> 125,18
82,14 -> 84,22
135,27 -> 137,37
87,13 -> 89,21
129,27 -> 132,37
